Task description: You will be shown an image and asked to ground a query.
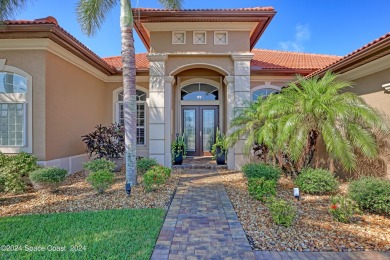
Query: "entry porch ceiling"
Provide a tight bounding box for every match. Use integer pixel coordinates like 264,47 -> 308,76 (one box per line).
133,7 -> 276,51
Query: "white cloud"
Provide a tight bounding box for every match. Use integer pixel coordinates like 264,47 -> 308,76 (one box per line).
279,24 -> 310,52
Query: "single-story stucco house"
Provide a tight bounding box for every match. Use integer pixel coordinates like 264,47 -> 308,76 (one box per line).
0,7 -> 389,175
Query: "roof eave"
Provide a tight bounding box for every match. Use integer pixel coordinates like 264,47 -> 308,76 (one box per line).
0,23 -> 117,75
133,9 -> 276,51
308,34 -> 390,78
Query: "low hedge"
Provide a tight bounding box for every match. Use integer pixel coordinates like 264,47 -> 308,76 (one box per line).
295,168 -> 338,194
348,177 -> 390,215
242,163 -> 281,181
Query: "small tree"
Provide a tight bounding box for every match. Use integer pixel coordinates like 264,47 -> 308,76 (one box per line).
228,71 -> 387,175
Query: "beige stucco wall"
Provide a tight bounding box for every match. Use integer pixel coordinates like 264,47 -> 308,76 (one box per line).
150,31 -> 250,53
0,50 -> 46,160
45,52 -> 109,161
166,55 -> 233,76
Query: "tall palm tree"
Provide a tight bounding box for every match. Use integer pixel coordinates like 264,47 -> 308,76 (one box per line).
1,0 -> 183,189
77,0 -> 183,189
263,71 -> 386,172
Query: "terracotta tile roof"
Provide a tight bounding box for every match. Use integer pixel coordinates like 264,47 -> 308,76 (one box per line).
251,49 -> 341,70
4,16 -> 59,25
307,32 -> 390,77
3,17 -> 117,74
103,54 -> 149,70
133,7 -> 275,12
103,50 -> 340,73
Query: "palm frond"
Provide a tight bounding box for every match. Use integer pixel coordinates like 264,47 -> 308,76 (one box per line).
76,0 -> 117,36
159,0 -> 183,9
0,0 -> 30,21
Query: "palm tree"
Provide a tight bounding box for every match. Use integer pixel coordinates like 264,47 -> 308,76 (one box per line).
228,71 -> 386,174
263,71 -> 386,172
0,0 -> 30,21
1,0 -> 183,190
77,0 -> 183,189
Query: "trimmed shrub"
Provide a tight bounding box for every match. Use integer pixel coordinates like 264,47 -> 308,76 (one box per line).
137,158 -> 159,175
86,170 -> 115,194
295,168 -> 338,194
0,152 -> 39,193
267,198 -> 296,227
248,178 -> 277,202
329,195 -> 361,223
348,177 -> 390,215
29,167 -> 67,191
242,163 -> 281,181
84,158 -> 115,173
143,165 -> 171,192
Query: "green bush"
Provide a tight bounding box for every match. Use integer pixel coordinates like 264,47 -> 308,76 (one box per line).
329,195 -> 361,223
348,177 -> 390,215
84,158 -> 115,173
29,167 -> 67,184
0,152 -> 39,193
242,163 -> 281,181
267,198 -> 296,227
86,170 -> 115,194
247,178 -> 277,202
295,168 -> 338,194
137,158 -> 159,175
143,165 -> 171,192
29,167 -> 67,191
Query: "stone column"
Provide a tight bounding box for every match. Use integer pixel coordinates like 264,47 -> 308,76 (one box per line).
224,76 -> 236,170
147,53 -> 171,166
229,53 -> 254,170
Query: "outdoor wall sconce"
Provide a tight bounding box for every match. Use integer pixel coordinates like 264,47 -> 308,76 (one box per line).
382,83 -> 390,92
293,188 -> 300,201
125,183 -> 132,197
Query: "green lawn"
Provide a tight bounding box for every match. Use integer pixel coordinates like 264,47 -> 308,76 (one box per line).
0,208 -> 165,259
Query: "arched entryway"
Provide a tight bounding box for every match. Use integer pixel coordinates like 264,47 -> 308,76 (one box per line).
172,67 -> 227,157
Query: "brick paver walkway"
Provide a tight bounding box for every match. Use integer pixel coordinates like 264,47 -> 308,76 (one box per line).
151,169 -> 390,260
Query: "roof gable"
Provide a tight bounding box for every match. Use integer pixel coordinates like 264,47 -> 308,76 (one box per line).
133,7 -> 276,51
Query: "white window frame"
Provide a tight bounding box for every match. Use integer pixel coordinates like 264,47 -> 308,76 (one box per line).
193,31 -> 207,45
251,84 -> 281,101
172,31 -> 186,44
113,87 -> 148,146
214,31 -> 228,45
0,60 -> 32,153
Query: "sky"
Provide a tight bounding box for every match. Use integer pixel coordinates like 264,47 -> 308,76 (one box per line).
14,0 -> 390,58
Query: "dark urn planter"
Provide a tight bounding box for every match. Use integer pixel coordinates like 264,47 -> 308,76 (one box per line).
173,151 -> 183,165
215,146 -> 226,165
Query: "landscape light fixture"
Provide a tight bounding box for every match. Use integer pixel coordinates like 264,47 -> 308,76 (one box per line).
293,188 -> 300,201
125,183 -> 132,197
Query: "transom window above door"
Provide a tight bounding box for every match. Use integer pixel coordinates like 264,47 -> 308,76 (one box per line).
181,83 -> 218,101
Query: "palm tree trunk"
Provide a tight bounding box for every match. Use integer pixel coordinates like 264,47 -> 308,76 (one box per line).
121,0 -> 137,186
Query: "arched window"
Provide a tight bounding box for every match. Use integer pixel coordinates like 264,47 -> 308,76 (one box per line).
251,87 -> 280,101
0,68 -> 32,152
115,89 -> 147,145
181,83 -> 218,101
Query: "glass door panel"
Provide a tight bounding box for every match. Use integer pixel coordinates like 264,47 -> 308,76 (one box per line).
183,109 -> 196,152
202,109 -> 215,153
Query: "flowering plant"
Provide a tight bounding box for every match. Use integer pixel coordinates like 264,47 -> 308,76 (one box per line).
329,195 -> 361,223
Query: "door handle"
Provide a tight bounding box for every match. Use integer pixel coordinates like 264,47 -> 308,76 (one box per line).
200,131 -> 202,137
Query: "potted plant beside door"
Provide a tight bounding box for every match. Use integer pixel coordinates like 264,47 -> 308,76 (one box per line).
171,133 -> 187,165
211,127 -> 228,165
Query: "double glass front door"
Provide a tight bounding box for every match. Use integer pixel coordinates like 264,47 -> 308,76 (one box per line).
182,106 -> 219,156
